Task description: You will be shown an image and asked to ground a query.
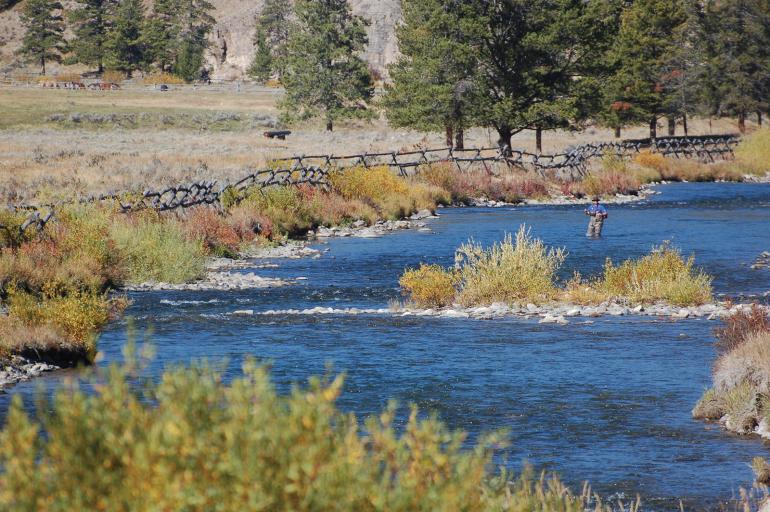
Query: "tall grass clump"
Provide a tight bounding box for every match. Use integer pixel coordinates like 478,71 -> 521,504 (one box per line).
455,226 -> 566,306
735,129 -> 770,175
0,349 -> 638,511
399,264 -> 458,308
110,213 -> 206,284
597,244 -> 713,306
694,308 -> 770,437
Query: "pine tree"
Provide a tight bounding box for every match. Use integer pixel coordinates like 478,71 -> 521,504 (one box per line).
69,0 -> 113,72
699,0 -> 770,133
17,0 -> 66,75
279,0 -> 373,132
603,0 -> 689,138
248,0 -> 293,82
382,0 -> 477,149
143,0 -> 181,72
173,0 -> 215,81
103,0 -> 146,76
465,0 -> 621,151
247,29 -> 273,83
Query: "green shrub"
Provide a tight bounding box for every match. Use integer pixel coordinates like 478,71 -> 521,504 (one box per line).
597,244 -> 713,306
399,264 -> 458,308
456,226 -> 566,306
110,215 -> 206,284
0,352 -> 637,511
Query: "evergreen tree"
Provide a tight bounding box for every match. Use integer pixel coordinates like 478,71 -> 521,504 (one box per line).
173,0 -> 215,81
465,0 -> 621,151
17,0 -> 66,75
698,0 -> 770,132
248,29 -> 274,83
279,0 -> 373,132
68,0 -> 113,72
143,0 -> 181,72
103,0 -> 146,76
658,0 -> 702,136
603,0 -> 689,138
248,0 -> 293,82
382,0 -> 477,149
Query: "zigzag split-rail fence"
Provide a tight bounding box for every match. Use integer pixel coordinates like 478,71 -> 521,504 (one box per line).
1,134 -> 739,240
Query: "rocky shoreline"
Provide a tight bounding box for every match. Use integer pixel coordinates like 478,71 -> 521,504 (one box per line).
230,300 -> 766,323
0,355 -> 60,391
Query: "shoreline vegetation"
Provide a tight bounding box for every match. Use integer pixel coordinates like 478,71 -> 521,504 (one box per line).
399,227 -> 715,310
0,133 -> 769,373
0,345 -> 643,511
693,306 -> 770,440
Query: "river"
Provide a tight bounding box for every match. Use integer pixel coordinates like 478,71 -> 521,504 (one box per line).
5,182 -> 770,509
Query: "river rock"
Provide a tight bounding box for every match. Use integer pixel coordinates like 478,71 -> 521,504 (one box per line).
0,356 -> 60,390
539,314 -> 568,325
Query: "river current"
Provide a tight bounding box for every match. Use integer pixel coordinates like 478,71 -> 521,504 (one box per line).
5,182 -> 770,509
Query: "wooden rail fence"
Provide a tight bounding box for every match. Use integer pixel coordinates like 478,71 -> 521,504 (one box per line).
1,134 -> 739,239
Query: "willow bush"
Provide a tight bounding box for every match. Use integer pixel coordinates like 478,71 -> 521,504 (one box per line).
0,351 -> 638,511
456,227 -> 566,306
596,245 -> 713,306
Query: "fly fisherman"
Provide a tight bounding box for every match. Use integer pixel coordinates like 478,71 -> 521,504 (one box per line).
585,197 -> 608,238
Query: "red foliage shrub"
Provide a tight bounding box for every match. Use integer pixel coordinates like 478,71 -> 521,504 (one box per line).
715,304 -> 770,355
182,208 -> 242,255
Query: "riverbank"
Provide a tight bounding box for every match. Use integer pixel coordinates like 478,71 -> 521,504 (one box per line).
694,306 -> 770,440
1,142 -> 768,383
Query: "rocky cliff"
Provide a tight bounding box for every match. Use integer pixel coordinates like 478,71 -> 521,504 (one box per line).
0,0 -> 401,78
208,0 -> 402,80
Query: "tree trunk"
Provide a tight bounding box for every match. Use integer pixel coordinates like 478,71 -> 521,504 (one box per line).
683,112 -> 689,136
649,117 -> 657,139
758,111 -> 763,127
738,112 -> 746,134
497,126 -> 513,156
41,55 -> 46,76
326,119 -> 333,132
535,127 -> 542,154
455,127 -> 464,150
445,125 -> 454,148
667,117 -> 676,136
614,126 -> 621,139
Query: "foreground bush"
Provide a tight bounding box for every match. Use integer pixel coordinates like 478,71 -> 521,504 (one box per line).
0,353 -> 637,511
596,245 -> 713,306
694,308 -> 770,437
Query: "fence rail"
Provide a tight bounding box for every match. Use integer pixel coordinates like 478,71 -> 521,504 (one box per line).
1,134 -> 739,239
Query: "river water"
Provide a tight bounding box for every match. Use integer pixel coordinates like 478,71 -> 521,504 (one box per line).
5,182 -> 770,509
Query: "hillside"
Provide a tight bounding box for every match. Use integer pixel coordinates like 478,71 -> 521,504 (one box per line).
0,0 -> 402,79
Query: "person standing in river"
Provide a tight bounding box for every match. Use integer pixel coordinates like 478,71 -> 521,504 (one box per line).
585,197 -> 608,238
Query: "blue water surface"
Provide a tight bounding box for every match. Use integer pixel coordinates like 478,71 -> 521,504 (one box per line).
4,182 -> 770,510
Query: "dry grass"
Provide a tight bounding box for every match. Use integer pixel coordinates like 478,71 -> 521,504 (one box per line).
695,310 -> 770,439
714,331 -> 770,395
735,129 -> 770,175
